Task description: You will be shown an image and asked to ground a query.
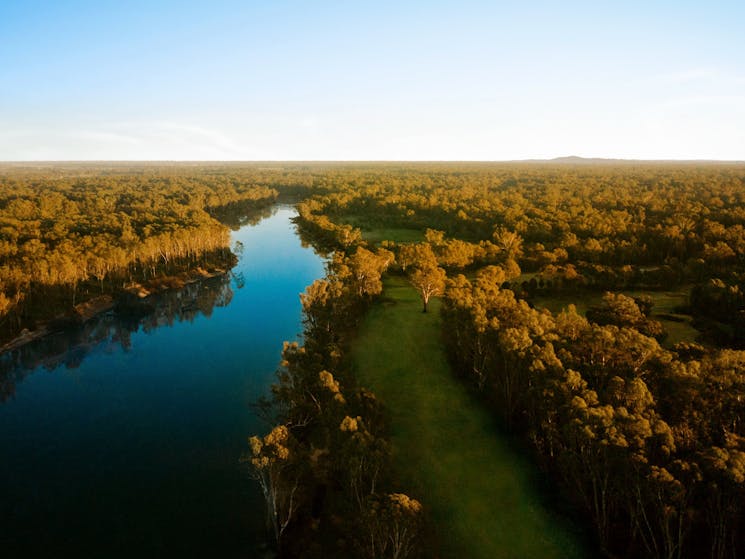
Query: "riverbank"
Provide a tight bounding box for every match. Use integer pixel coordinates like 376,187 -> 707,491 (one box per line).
0,266 -> 229,355
0,205 -> 326,558
349,276 -> 587,559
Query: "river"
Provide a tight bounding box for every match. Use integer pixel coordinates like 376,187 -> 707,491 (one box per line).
0,206 -> 325,557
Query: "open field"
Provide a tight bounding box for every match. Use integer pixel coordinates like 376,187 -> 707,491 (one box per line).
334,214 -> 425,244
531,287 -> 699,347
350,276 -> 588,559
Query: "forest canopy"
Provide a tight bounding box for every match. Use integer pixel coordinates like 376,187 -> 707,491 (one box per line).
2,161 -> 744,557
0,163 -> 279,342
252,160 -> 745,558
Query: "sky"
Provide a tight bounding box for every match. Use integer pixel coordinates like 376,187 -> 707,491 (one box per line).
1,0 -> 743,161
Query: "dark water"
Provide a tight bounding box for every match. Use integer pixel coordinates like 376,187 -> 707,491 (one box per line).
0,206 -> 325,558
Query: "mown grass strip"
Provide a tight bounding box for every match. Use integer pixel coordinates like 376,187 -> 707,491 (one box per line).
350,276 -> 587,559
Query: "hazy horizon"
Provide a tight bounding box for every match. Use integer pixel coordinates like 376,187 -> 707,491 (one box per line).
2,1 -> 744,161
2,156 -> 744,164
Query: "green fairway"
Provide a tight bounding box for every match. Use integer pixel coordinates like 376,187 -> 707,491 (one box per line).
350,277 -> 588,559
361,226 -> 424,244
334,213 -> 424,244
532,286 -> 699,347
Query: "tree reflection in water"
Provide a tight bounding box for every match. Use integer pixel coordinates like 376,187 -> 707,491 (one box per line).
0,273 -> 234,403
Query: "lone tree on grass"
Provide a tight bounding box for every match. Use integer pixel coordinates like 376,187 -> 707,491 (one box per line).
409,264 -> 446,313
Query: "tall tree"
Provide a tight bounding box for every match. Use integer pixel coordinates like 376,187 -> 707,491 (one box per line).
409,264 -> 446,313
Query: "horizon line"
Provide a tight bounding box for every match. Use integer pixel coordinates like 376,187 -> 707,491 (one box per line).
1,157 -> 744,165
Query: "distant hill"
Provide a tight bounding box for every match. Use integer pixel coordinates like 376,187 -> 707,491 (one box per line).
551,155 -> 611,163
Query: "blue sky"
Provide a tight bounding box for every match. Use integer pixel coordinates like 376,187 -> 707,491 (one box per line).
1,0 -> 743,160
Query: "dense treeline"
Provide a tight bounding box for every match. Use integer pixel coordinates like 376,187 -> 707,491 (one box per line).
4,162 -> 743,556
246,237 -> 425,558
690,278 -> 745,348
293,163 -> 745,274
286,162 -> 745,557
291,164 -> 745,270
292,162 -> 745,345
0,164 -> 278,342
441,268 -> 744,558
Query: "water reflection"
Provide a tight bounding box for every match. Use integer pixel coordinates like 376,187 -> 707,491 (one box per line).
0,205 -> 326,558
209,199 -> 277,231
0,274 -> 233,403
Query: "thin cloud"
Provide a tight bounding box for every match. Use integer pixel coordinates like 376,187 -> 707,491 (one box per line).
652,68 -> 720,84
0,121 -> 276,160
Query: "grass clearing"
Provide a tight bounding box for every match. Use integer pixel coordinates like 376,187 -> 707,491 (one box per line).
350,276 -> 588,559
334,213 -> 424,244
362,227 -> 424,244
531,286 -> 699,347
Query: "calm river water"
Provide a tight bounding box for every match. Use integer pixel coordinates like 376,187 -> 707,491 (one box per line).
0,206 -> 325,557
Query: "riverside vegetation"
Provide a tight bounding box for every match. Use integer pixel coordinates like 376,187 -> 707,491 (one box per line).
251,161 -> 745,558
2,162 -> 744,558
0,163 -> 277,345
